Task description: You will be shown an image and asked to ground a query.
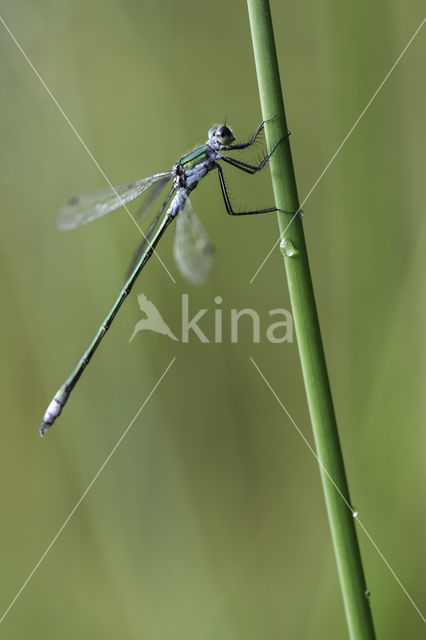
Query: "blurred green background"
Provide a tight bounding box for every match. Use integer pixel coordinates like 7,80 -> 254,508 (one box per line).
1,1 -> 425,638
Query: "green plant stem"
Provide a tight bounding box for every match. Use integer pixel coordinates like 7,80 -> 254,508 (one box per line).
247,1 -> 376,638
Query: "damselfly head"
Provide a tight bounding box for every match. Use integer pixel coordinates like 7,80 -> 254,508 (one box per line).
208,124 -> 235,146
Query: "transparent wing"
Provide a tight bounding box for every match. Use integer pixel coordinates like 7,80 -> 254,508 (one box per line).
56,171 -> 172,230
126,183 -> 175,277
135,174 -> 171,220
173,199 -> 214,284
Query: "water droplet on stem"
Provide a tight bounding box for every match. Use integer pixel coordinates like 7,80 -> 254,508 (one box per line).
280,238 -> 296,257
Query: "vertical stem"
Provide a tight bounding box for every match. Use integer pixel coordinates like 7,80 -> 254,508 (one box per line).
246,1 -> 376,638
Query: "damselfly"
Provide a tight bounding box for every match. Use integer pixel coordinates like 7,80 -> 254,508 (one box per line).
40,117 -> 294,435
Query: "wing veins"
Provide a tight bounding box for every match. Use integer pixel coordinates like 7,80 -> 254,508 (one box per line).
56,171 -> 172,230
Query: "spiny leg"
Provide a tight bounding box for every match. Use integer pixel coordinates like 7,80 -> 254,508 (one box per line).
223,115 -> 280,151
216,164 -> 296,216
216,133 -> 296,215
220,135 -> 288,174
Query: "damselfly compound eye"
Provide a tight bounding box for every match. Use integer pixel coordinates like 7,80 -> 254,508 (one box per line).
216,125 -> 235,145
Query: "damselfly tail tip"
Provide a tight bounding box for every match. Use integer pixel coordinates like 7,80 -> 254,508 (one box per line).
39,385 -> 70,436
39,422 -> 49,437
